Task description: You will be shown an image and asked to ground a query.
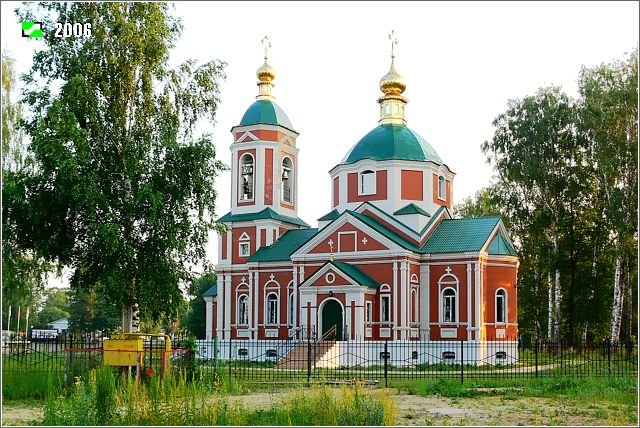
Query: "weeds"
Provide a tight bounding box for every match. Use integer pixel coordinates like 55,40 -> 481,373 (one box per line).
39,368 -> 396,426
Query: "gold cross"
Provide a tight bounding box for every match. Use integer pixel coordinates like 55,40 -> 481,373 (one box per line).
389,30 -> 398,59
262,35 -> 271,61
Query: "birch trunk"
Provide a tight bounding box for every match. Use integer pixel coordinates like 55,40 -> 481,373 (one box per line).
553,234 -> 561,343
610,256 -> 623,343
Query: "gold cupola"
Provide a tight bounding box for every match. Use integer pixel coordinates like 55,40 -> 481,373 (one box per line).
378,31 -> 408,125
256,36 -> 276,100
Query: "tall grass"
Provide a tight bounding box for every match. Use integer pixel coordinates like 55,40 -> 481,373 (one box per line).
40,367 -> 397,426
397,375 -> 638,404
2,370 -> 63,400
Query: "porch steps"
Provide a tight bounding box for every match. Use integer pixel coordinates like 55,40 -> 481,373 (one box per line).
275,340 -> 336,369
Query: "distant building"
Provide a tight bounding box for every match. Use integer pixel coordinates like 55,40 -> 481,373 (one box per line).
48,317 -> 69,333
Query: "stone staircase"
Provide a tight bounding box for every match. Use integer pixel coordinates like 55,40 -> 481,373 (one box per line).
275,340 -> 336,369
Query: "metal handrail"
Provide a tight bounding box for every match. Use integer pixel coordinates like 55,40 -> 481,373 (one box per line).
320,325 -> 336,342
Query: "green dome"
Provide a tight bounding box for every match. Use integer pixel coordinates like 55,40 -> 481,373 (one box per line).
239,99 -> 295,131
342,124 -> 442,164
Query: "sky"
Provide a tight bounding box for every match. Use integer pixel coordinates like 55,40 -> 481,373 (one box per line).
1,1 -> 638,287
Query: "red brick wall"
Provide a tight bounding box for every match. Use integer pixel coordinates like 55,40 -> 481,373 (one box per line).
347,170 -> 388,202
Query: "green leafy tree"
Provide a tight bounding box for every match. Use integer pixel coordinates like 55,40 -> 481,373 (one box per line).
183,273 -> 216,339
30,288 -> 70,328
2,50 -> 50,330
13,2 -> 227,331
68,286 -> 120,333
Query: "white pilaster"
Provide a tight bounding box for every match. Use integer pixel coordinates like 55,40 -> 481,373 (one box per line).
400,260 -> 408,341
248,271 -> 254,339
292,265 -> 298,329
224,275 -> 232,339
419,264 -> 429,340
216,275 -> 224,339
356,293 -> 365,340
205,296 -> 213,340
392,261 -> 398,340
253,271 -> 259,335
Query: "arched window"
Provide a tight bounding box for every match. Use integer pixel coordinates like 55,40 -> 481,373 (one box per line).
237,295 -> 249,326
289,293 -> 295,325
411,288 -> 418,323
438,175 -> 445,200
380,284 -> 391,323
496,289 -> 507,324
282,157 -> 293,203
361,170 -> 376,195
240,154 -> 254,201
266,293 -> 278,325
442,288 -> 456,323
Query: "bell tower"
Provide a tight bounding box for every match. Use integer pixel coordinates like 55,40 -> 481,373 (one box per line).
218,37 -> 307,266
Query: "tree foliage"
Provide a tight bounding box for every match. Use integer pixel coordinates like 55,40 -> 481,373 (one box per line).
11,2 -> 228,325
183,273 -> 216,339
479,48 -> 638,343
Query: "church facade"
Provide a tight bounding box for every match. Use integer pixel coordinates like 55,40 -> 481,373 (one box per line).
204,39 -> 519,358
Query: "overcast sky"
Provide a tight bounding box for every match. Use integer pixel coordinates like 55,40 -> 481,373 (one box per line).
2,1 -> 638,286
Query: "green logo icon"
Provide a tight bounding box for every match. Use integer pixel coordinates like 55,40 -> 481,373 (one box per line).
22,21 -> 43,38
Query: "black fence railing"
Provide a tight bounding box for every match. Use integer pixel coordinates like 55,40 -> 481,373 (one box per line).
2,332 -> 637,387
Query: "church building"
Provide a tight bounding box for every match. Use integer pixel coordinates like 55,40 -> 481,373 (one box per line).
204,36 -> 519,357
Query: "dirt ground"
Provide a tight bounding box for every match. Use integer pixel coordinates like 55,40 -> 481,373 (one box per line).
2,389 -> 637,426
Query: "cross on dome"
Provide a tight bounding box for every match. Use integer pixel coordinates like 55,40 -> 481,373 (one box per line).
262,35 -> 271,61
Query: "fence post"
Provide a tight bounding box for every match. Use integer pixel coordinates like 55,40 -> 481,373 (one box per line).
307,333 -> 312,387
384,340 -> 388,388
228,336 -> 232,377
535,337 -> 539,379
460,340 -> 464,385
607,338 -> 611,376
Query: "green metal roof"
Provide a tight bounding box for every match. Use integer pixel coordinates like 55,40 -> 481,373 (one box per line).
248,228 -> 319,262
394,203 -> 431,217
342,124 -> 442,164
318,209 -> 340,221
238,99 -> 296,132
488,232 -> 517,256
330,261 -> 380,288
203,285 -> 217,297
421,216 -> 501,253
218,208 -> 310,228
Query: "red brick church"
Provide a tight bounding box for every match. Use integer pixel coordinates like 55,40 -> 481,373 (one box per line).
204,37 -> 519,359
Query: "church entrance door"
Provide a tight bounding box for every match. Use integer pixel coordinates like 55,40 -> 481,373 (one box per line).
321,299 -> 343,341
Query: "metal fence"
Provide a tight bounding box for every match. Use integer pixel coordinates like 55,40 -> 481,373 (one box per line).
2,331 -> 637,387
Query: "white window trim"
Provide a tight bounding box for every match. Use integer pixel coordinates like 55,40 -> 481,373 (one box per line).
411,288 -> 418,323
441,287 -> 457,323
359,170 -> 376,196
237,294 -> 249,326
239,153 -> 255,202
338,231 -> 358,253
288,292 -> 295,326
281,156 -> 294,204
495,288 -> 507,324
239,242 -> 250,257
380,293 -> 391,323
365,301 -> 373,324
437,175 -> 446,201
438,272 -> 459,324
266,292 -> 279,325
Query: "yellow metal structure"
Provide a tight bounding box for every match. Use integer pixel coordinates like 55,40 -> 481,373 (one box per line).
103,337 -> 143,366
103,333 -> 172,378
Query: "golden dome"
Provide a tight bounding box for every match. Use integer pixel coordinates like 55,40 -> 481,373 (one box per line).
379,58 -> 406,95
257,61 -> 276,83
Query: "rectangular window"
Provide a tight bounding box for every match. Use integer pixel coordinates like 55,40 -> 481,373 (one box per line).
239,242 -> 250,257
366,301 -> 372,323
381,296 -> 390,323
360,171 -> 376,195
